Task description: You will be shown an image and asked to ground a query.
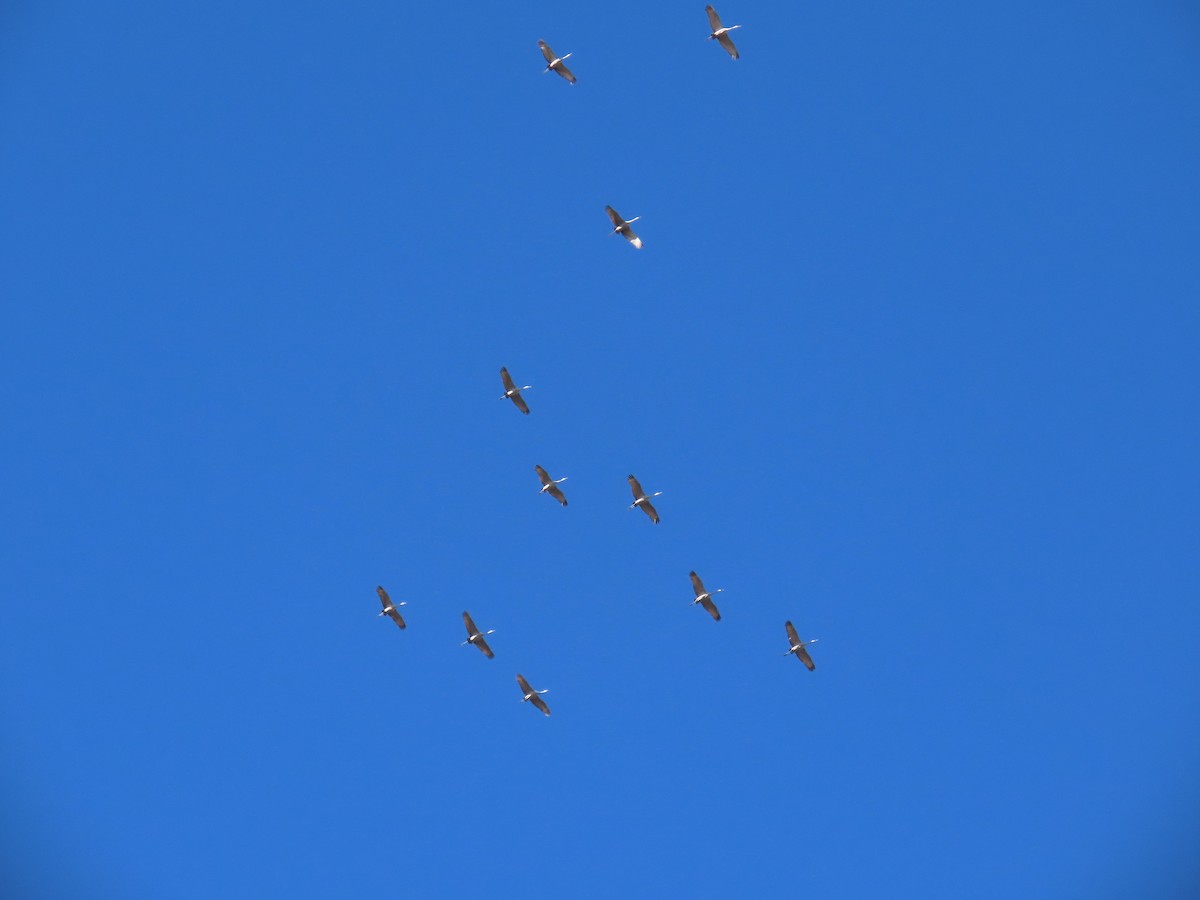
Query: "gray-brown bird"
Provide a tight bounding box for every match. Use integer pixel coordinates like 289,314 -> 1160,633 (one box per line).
376,586 -> 406,629
627,474 -> 662,523
516,673 -> 551,716
784,621 -> 818,671
705,5 -> 742,59
605,206 -> 643,250
461,611 -> 496,658
535,465 -> 569,506
689,571 -> 723,621
538,40 -> 576,84
500,367 -> 531,414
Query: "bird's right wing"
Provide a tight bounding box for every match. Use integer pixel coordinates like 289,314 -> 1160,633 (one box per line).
538,40 -> 557,64
622,226 -> 643,249
700,595 -> 722,621
718,33 -> 739,59
556,63 -> 577,84
475,636 -> 495,659
548,485 -> 568,506
627,474 -> 645,500
532,694 -> 551,716
535,465 -> 553,487
690,571 -> 707,598
462,611 -> 479,637
606,206 -> 625,228
516,674 -> 534,695
706,5 -> 724,31
785,620 -> 800,645
500,367 -> 517,391
510,392 -> 530,414
388,608 -> 407,629
796,646 -> 816,671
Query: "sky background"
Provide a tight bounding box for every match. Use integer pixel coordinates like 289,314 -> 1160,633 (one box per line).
2,1 -> 1199,897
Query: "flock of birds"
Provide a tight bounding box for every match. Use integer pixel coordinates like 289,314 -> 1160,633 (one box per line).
374,6 -> 818,717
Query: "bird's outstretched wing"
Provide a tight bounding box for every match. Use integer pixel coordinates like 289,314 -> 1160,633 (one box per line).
377,586 -> 392,610
538,40 -> 557,64
547,484 -> 568,506
621,226 -> 643,249
535,465 -> 553,488
517,674 -> 534,695
474,635 -> 495,659
555,63 -> 576,84
796,645 -> 816,671
462,611 -> 479,637
718,33 -> 739,59
700,595 -> 721,621
627,474 -> 645,501
531,694 -> 551,716
639,499 -> 659,524
500,367 -> 517,391
706,5 -> 724,32
689,571 -> 707,598
386,607 -> 406,629
785,620 -> 800,646
606,205 -> 626,228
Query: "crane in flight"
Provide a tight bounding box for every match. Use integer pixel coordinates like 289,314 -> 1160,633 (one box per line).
516,674 -> 551,716
538,40 -> 577,84
705,5 -> 742,59
689,571 -> 724,621
500,367 -> 531,414
605,205 -> 643,250
461,611 -> 496,659
376,586 -> 407,630
784,621 -> 818,671
627,474 -> 662,524
535,465 -> 569,506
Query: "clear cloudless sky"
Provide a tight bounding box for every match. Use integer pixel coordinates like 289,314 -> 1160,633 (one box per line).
2,1 -> 1199,897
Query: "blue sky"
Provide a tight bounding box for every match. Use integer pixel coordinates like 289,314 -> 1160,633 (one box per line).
2,1 -> 1199,897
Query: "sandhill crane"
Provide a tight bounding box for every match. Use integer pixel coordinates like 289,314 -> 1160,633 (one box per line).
376,585 -> 407,630
705,5 -> 742,59
500,367 -> 531,414
538,40 -> 576,84
461,611 -> 495,659
535,465 -> 568,506
627,474 -> 662,524
784,621 -> 818,671
516,674 -> 551,716
605,205 -> 643,250
689,571 -> 723,621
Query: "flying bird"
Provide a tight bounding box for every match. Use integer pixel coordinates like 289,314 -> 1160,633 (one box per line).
689,571 -> 723,621
516,673 -> 551,716
538,40 -> 576,84
376,585 -> 407,630
705,5 -> 742,59
535,465 -> 569,506
627,474 -> 662,524
500,367 -> 531,414
461,611 -> 495,659
784,621 -> 818,671
605,205 -> 643,250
